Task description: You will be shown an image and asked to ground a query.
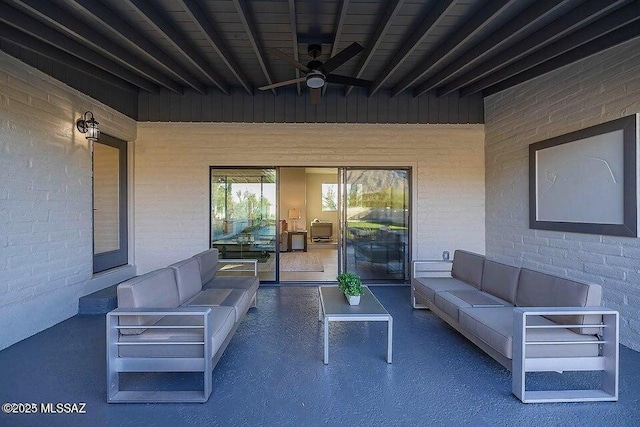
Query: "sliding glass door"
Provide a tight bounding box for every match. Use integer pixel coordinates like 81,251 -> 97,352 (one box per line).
341,168 -> 410,281
209,167 -> 410,283
210,168 -> 277,281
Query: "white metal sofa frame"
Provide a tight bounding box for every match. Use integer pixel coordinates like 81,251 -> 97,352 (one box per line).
106,258 -> 257,403
412,258 -> 619,403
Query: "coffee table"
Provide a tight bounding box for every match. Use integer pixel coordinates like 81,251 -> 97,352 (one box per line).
318,286 -> 393,364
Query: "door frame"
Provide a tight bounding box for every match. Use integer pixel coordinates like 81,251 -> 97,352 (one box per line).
209,164 -> 415,284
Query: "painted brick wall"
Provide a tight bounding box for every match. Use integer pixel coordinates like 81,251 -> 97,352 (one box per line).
0,52 -> 136,350
484,39 -> 640,351
133,123 -> 485,275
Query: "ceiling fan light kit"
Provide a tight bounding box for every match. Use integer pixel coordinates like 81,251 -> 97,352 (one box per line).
306,71 -> 325,88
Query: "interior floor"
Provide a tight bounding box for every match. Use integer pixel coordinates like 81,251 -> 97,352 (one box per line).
274,240 -> 408,283
280,246 -> 338,282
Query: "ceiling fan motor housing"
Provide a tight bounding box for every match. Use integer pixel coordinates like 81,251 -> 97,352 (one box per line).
308,44 -> 322,58
307,59 -> 322,70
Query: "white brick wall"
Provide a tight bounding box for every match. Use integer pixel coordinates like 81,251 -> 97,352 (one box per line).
0,52 -> 136,350
484,38 -> 640,351
133,123 -> 486,274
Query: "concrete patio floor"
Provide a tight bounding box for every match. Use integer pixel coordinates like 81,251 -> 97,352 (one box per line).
1,286 -> 639,426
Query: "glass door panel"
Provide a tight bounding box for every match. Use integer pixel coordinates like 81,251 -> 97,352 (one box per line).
342,168 -> 410,281
94,143 -> 120,254
93,134 -> 128,273
210,168 -> 277,281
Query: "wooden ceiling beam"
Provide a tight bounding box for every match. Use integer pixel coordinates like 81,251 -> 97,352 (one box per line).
127,0 -> 229,95
461,1 -> 640,96
66,0 -> 206,94
323,0 -> 350,96
179,0 -> 252,95
233,0 -> 277,96
0,23 -> 140,93
287,0 -> 301,96
0,3 -> 159,93
345,0 -> 404,97
368,0 -> 457,97
393,0 -> 516,97
414,0 -> 568,97
436,0 -> 627,97
483,21 -> 640,97
8,0 -> 181,93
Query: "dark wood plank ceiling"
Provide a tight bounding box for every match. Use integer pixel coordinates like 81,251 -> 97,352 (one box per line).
1,0 -> 638,122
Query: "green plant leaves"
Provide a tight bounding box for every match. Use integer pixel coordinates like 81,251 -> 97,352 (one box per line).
337,273 -> 363,296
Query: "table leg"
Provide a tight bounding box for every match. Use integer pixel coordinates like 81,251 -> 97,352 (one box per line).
318,288 -> 322,322
324,318 -> 329,364
387,317 -> 393,364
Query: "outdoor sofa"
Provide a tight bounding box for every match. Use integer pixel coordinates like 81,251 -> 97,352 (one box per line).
352,228 -> 406,276
106,248 -> 258,403
412,250 -> 619,403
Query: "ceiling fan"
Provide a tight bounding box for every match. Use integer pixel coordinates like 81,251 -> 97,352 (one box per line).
259,42 -> 372,103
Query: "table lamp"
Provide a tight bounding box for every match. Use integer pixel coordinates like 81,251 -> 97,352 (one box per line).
288,208 -> 301,231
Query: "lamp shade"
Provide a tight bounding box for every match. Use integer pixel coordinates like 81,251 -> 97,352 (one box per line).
76,111 -> 100,142
288,208 -> 300,219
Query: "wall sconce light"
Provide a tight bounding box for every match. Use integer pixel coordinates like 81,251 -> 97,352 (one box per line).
76,111 -> 100,141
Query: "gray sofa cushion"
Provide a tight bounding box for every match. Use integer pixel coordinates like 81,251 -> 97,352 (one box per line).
193,248 -> 219,285
459,307 -> 599,359
204,275 -> 260,296
480,260 -> 520,304
187,288 -> 251,323
516,268 -> 602,334
435,291 -> 508,321
451,250 -> 484,288
117,268 -> 180,335
413,277 -> 477,304
118,306 -> 235,358
169,257 -> 204,305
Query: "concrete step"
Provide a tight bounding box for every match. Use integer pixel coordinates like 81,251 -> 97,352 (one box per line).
78,284 -> 118,315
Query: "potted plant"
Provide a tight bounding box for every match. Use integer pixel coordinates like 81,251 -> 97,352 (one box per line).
337,273 -> 363,305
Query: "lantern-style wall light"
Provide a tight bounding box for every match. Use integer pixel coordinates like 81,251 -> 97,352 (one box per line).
76,111 -> 100,141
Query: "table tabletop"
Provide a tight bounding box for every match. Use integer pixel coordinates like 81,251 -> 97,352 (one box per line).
319,286 -> 390,318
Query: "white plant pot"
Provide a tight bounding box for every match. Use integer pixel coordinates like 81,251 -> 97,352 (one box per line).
346,294 -> 361,306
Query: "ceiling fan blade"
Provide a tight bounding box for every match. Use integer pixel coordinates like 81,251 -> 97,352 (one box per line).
326,74 -> 372,87
259,77 -> 307,91
310,88 -> 321,104
320,42 -> 363,74
269,48 -> 310,73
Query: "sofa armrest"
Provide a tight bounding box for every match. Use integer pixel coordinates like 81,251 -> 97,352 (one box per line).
106,306 -> 215,403
512,306 -> 619,403
217,259 -> 258,276
412,260 -> 452,279
108,306 -> 212,319
107,306 -> 213,336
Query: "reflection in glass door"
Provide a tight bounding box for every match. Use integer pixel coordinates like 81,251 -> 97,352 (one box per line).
342,168 -> 410,281
210,169 -> 277,281
93,134 -> 128,273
